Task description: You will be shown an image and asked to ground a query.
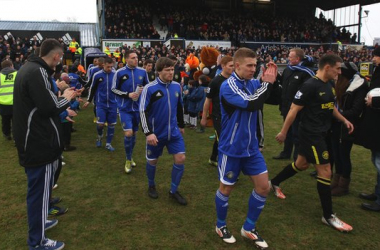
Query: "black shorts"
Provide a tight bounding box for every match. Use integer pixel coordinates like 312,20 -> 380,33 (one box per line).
298,130 -> 330,165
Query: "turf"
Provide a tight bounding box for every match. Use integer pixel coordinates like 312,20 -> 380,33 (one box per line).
0,104 -> 379,249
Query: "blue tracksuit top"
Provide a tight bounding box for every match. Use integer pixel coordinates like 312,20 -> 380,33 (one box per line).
139,77 -> 185,141
218,72 -> 272,157
112,65 -> 149,112
88,66 -> 102,82
87,69 -> 117,108
68,73 -> 83,89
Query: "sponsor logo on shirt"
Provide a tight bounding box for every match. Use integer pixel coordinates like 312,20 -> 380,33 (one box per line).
321,102 -> 334,109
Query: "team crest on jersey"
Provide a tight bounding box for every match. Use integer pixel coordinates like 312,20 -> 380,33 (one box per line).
147,150 -> 152,156
331,87 -> 336,96
175,75 -> 179,79
139,76 -> 143,80
294,76 -> 299,79
294,91 -> 303,99
322,151 -> 329,160
226,171 -> 234,179
175,91 -> 179,97
151,75 -> 155,79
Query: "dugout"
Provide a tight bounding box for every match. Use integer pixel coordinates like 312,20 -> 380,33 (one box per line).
83,48 -> 107,70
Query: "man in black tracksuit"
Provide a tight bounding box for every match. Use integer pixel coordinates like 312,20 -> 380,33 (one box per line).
200,55 -> 234,166
273,48 -> 315,161
13,39 -> 76,250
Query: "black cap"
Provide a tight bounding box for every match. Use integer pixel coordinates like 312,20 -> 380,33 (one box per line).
341,62 -> 358,79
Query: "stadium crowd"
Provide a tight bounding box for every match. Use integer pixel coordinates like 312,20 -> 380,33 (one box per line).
2,35 -> 373,75
104,0 -> 357,45
0,34 -> 68,68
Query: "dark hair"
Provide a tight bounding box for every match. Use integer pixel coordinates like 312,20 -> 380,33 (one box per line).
199,75 -> 210,84
168,54 -> 177,62
144,59 -> 154,66
155,57 -> 175,72
318,54 -> 343,70
1,59 -> 13,68
125,50 -> 136,59
104,57 -> 113,64
40,39 -> 63,57
233,48 -> 256,63
188,80 -> 198,87
70,66 -> 78,73
335,75 -> 351,107
97,57 -> 105,64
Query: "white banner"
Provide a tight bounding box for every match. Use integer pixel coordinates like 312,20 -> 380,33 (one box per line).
102,40 -> 143,52
344,44 -> 364,51
164,40 -> 171,48
185,40 -> 231,49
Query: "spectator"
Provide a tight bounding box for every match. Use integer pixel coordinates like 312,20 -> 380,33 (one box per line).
330,62 -> 368,196
0,60 -> 17,140
273,49 -> 315,161
187,80 -> 205,130
13,38 -> 76,250
356,46 -> 380,212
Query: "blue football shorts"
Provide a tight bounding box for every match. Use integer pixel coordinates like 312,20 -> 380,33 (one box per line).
146,136 -> 185,160
96,106 -> 117,125
119,110 -> 140,132
218,150 -> 267,185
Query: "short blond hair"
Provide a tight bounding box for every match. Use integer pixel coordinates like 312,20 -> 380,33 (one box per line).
233,48 -> 256,63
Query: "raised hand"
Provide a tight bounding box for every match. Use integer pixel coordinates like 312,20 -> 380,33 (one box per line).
261,63 -> 278,84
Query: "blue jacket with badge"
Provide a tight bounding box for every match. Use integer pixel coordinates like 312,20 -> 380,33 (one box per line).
87,69 -> 117,108
188,85 -> 206,113
139,77 -> 185,140
219,72 -> 272,157
112,65 -> 149,112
